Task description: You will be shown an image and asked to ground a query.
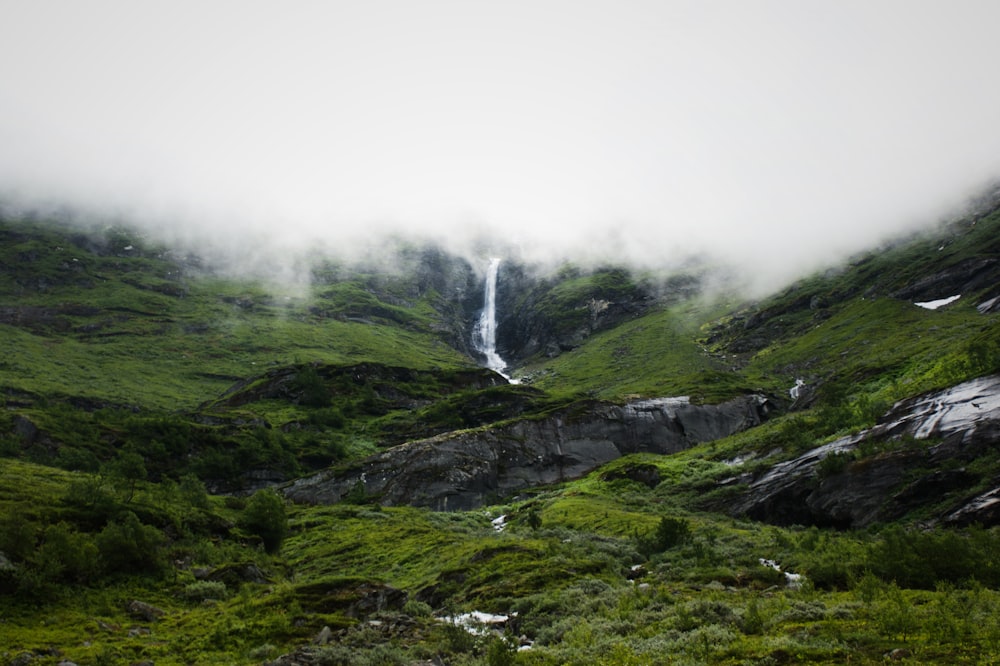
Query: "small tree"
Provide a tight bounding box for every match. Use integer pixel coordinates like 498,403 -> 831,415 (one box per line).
178,473 -> 210,509
638,516 -> 691,557
106,449 -> 147,503
293,365 -> 331,407
239,489 -> 288,554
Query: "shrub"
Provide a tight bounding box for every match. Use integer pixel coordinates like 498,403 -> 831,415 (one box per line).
96,511 -> 167,576
179,473 -> 210,509
816,451 -> 852,479
35,522 -> 99,584
183,580 -> 229,602
638,516 -> 691,557
0,514 -> 39,561
105,449 -> 147,503
293,365 -> 331,407
239,489 -> 288,554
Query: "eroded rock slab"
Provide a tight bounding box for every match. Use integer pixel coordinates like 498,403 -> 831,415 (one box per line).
733,374 -> 1000,527
285,394 -> 772,510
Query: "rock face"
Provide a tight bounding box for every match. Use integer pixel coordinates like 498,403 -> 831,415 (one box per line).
732,374 -> 1000,528
284,394 -> 772,511
494,263 -> 656,362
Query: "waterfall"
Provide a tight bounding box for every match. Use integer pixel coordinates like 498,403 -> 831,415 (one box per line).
475,257 -> 510,378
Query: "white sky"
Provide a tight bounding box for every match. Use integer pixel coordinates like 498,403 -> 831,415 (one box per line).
2,1 -> 1000,290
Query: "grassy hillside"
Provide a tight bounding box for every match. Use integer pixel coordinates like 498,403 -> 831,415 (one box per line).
0,217 -> 472,411
5,443 -> 1000,664
2,204 -> 1000,664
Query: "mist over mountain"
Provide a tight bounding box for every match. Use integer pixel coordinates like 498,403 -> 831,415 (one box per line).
3,1 -> 1000,294
2,161 -> 1000,665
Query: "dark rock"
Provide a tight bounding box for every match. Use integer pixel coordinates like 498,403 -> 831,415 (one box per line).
126,600 -> 165,622
0,551 -> 15,572
284,394 -> 772,511
9,653 -> 36,666
888,468 -> 975,518
601,463 -> 661,488
943,485 -> 1000,526
293,579 -> 407,618
13,415 -> 38,444
977,293 -> 1000,314
264,646 -> 326,666
733,374 -> 1000,527
206,562 -> 269,587
892,257 -> 999,302
494,263 -> 659,364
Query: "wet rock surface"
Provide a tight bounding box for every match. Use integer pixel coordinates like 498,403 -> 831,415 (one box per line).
733,374 -> 1000,527
285,394 -> 772,510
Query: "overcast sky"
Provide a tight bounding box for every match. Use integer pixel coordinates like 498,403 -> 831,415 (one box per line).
2,1 -> 1000,291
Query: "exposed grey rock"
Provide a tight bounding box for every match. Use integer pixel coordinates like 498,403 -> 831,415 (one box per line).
733,374 -> 1000,527
294,579 -> 408,618
205,562 -> 268,586
285,393 -> 772,510
313,625 -> 331,646
977,294 -> 1000,314
13,415 -> 38,443
943,485 -> 1000,526
600,462 -> 661,488
892,257 -> 999,302
0,551 -> 15,572
126,600 -> 165,622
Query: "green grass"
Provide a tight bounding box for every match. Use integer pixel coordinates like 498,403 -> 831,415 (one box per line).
527,305 -> 747,402
4,206 -> 1000,663
7,440 -> 1000,664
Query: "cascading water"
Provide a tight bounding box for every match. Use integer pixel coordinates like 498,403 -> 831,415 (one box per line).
474,257 -> 510,378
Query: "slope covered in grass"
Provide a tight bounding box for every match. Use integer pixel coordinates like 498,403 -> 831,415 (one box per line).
3,200 -> 1000,664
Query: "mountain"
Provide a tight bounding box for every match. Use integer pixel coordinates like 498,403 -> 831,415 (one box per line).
2,198 -> 1000,665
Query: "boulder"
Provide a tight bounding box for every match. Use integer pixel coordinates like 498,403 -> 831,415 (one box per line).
126,600 -> 165,622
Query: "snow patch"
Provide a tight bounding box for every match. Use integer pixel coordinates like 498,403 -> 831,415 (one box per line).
789,378 -> 806,400
915,294 -> 960,310
491,515 -> 507,532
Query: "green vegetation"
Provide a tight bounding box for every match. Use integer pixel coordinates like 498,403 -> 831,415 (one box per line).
2,207 -> 1000,663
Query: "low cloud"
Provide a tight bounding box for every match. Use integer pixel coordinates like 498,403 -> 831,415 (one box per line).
2,1 -> 999,294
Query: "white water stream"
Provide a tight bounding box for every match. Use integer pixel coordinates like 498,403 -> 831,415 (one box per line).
475,257 -> 511,379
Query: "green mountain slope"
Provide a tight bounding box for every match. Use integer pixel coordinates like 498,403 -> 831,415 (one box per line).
2,201 -> 1000,665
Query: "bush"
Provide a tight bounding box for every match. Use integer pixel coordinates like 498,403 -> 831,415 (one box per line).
293,365 -> 331,407
34,522 -> 99,584
105,449 -> 147,503
0,514 -> 39,561
638,516 -> 691,557
179,473 -> 210,509
182,580 -> 229,602
239,489 -> 288,554
96,511 -> 167,576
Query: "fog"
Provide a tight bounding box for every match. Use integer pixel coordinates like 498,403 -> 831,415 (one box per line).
2,1 -> 1000,293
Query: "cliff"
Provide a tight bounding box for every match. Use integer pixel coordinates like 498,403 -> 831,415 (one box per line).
284,393 -> 772,510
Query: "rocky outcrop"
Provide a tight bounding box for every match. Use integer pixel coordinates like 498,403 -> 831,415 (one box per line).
732,375 -> 1000,527
892,257 -> 999,303
494,263 -> 657,361
284,394 -> 772,511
